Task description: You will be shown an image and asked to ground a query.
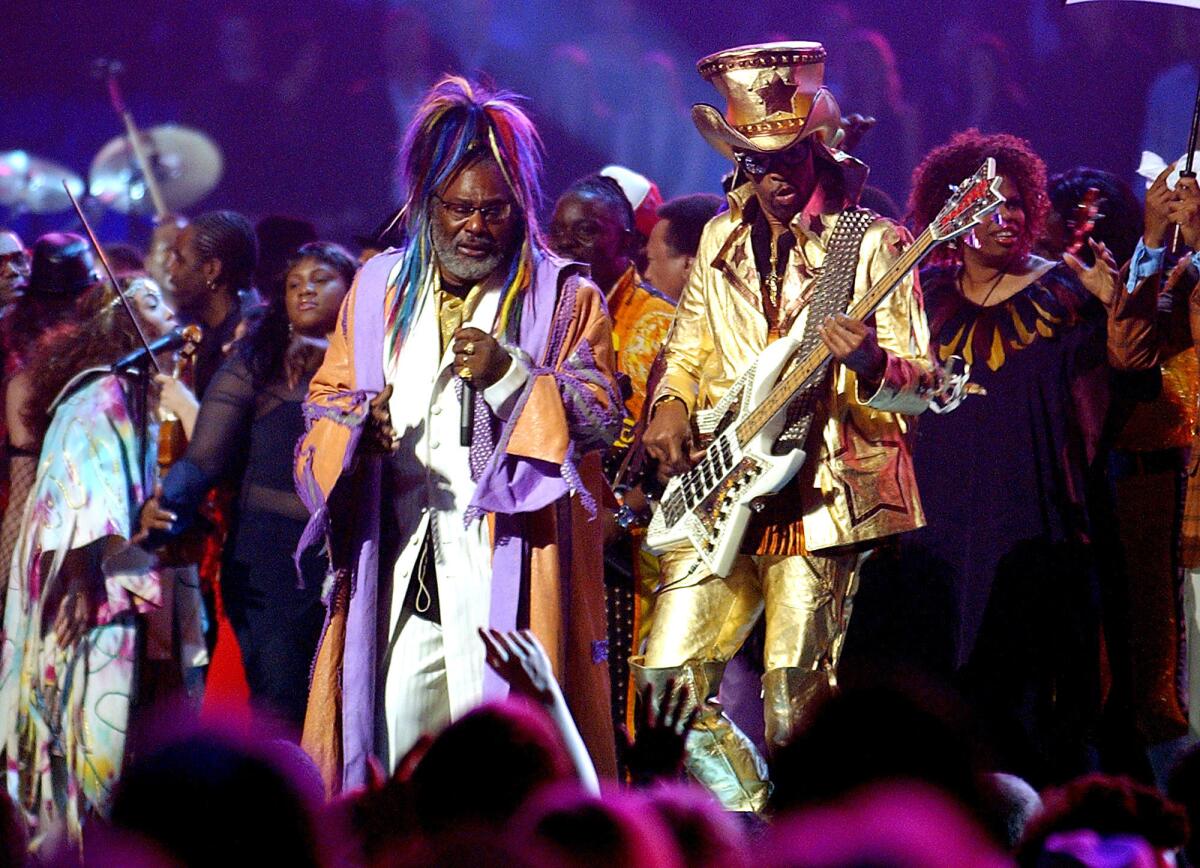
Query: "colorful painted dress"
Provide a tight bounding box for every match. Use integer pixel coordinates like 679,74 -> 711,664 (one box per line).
0,371 -> 189,847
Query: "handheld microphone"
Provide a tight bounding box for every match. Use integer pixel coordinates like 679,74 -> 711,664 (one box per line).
460,385 -> 475,446
112,326 -> 193,372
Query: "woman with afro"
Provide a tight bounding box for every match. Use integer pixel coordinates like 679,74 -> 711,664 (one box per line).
899,129 -> 1122,785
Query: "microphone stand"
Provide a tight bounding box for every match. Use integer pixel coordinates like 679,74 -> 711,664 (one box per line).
64,181 -> 163,492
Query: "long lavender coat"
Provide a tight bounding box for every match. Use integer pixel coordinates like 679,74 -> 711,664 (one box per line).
295,249 -> 622,792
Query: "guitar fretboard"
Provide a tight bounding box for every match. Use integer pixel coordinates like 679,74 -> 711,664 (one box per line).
732,226 -> 935,446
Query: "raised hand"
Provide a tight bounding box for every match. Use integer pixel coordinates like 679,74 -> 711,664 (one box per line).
839,113 -> 877,152
350,735 -> 432,858
1064,237 -> 1120,306
618,678 -> 699,787
479,627 -> 558,704
1144,163 -> 1176,249
479,626 -> 600,793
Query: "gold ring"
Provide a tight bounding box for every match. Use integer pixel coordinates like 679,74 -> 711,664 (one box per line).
459,365 -> 473,381
463,340 -> 476,356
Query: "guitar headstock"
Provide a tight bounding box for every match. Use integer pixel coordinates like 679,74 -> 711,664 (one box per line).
928,157 -> 1005,243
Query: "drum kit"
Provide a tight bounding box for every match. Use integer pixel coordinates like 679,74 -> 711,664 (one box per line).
0,61 -> 223,222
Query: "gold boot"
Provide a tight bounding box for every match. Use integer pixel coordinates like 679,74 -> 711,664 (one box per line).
631,657 -> 770,812
762,666 -> 834,754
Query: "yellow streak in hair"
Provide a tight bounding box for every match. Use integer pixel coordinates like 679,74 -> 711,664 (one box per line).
497,242 -> 530,335
483,124 -> 533,337
485,126 -> 521,205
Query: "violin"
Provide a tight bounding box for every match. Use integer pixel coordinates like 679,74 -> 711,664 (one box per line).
155,323 -> 202,477
155,324 -> 202,566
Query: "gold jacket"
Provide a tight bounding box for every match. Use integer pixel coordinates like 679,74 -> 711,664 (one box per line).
653,183 -> 935,552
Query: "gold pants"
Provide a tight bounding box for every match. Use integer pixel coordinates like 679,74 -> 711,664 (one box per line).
634,547 -> 859,812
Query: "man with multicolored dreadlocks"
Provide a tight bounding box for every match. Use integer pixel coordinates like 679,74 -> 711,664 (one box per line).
295,76 -> 624,792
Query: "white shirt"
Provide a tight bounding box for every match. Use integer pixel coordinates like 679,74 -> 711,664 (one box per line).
381,266 -> 529,717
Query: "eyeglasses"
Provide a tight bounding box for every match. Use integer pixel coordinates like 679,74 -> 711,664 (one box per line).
433,194 -> 515,226
734,144 -> 812,178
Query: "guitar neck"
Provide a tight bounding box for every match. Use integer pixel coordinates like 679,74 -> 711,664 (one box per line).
733,225 -> 936,445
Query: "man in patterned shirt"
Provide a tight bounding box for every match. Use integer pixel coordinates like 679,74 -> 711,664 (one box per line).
549,172 -> 677,749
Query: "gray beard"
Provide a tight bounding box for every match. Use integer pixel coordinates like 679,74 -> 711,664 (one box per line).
430,220 -> 506,285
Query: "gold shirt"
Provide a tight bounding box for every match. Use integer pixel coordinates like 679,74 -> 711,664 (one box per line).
653,183 -> 935,552
436,279 -> 489,356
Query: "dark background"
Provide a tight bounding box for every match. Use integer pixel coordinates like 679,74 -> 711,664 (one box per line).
1,0 -> 1195,246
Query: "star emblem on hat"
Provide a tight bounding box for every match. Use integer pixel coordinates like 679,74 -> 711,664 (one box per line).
753,74 -> 798,115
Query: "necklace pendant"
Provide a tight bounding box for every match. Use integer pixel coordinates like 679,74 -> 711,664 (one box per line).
766,273 -> 782,306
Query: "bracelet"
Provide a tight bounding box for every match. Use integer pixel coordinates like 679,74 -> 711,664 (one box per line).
615,502 -> 651,530
650,394 -> 687,418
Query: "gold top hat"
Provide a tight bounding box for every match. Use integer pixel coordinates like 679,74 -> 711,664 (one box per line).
692,41 -> 845,159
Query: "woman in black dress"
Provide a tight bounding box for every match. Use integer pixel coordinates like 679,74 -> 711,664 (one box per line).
898,130 -> 1120,782
143,242 -> 355,734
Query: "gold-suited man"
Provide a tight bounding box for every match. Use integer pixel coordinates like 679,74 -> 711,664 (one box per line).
638,42 -> 935,812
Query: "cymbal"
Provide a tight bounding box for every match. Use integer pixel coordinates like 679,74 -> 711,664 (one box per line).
89,124 -> 223,215
0,150 -> 85,214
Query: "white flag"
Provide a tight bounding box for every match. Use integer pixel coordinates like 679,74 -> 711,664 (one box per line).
1137,151 -> 1200,189
1065,0 -> 1200,8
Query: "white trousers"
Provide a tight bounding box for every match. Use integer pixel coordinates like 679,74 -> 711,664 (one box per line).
384,612 -> 451,770
1186,568 -> 1200,739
